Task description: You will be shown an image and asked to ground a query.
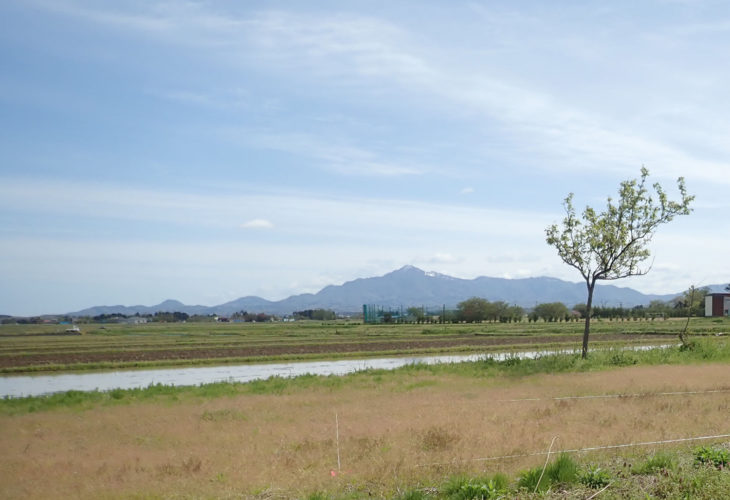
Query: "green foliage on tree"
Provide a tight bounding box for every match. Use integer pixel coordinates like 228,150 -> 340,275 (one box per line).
546,167 -> 693,358
406,306 -> 426,322
533,302 -> 571,322
153,311 -> 189,322
457,298 -> 523,323
673,286 -> 710,316
457,297 -> 491,322
293,309 -> 336,321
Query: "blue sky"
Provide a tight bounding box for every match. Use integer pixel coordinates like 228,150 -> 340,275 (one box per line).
1,1 -> 728,315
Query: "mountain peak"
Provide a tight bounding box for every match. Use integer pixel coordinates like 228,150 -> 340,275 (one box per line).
385,265 -> 425,276
66,267 -> 705,317
397,265 -> 423,272
157,299 -> 184,307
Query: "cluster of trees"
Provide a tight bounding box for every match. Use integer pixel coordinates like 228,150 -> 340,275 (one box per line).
455,298 -> 525,323
452,287 -> 719,325
230,311 -> 274,322
530,302 -> 572,322
152,311 -> 190,322
2,316 -> 73,325
293,309 -> 337,320
578,287 -> 714,320
92,313 -> 129,322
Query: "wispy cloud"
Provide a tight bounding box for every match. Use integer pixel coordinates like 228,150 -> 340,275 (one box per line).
238,131 -> 425,177
0,177 -> 550,239
426,253 -> 460,264
241,218 -> 273,229
33,2 -> 730,185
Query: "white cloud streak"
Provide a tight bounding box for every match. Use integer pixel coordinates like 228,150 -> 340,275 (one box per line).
0,177 -> 550,239
241,218 -> 273,229
239,131 -> 425,177
35,2 -> 730,185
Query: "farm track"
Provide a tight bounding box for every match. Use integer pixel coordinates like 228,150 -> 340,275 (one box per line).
0,333 -> 674,369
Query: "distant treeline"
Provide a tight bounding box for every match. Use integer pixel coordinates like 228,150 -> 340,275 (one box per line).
368,288 -> 708,324
292,309 -> 337,320
2,287 -> 710,325
450,290 -> 707,323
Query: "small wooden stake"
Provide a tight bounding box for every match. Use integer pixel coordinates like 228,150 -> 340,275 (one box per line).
335,412 -> 341,472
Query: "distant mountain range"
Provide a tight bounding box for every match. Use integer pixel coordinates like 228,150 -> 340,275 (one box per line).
66,266 -> 729,317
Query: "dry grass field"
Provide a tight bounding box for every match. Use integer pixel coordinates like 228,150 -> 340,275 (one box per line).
2,363 -> 729,499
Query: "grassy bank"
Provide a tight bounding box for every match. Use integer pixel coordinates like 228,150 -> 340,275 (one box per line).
378,444 -> 730,499
2,358 -> 729,498
2,338 -> 728,414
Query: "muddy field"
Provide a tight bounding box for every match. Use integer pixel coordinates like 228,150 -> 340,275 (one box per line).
0,333 -> 675,370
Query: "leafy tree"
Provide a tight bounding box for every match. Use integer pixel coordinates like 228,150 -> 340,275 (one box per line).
505,305 -> 525,322
489,301 -> 510,322
647,299 -> 671,314
673,286 -> 710,316
457,297 -> 490,322
533,302 -> 570,322
572,303 -> 588,318
407,306 -> 425,322
546,167 -> 693,358
676,285 -> 707,346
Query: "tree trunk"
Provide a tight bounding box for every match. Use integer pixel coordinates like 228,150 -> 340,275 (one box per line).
582,280 -> 595,359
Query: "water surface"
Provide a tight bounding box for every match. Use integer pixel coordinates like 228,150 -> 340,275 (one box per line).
0,345 -> 667,398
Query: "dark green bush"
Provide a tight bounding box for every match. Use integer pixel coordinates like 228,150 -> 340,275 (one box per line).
695,446 -> 730,469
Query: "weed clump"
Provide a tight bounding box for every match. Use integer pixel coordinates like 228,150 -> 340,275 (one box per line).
517,453 -> 578,492
694,446 -> 730,469
607,351 -> 638,366
579,464 -> 611,488
632,451 -> 676,475
421,426 -> 460,451
393,488 -> 430,500
443,473 -> 509,499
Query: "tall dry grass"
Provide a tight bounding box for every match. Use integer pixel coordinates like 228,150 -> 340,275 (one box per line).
1,363 -> 729,498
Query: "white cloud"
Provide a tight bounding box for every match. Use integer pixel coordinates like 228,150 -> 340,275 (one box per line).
36,3 -> 730,185
6,2 -> 730,314
244,12 -> 730,185
0,177 -> 551,240
426,253 -> 459,264
241,218 -> 273,229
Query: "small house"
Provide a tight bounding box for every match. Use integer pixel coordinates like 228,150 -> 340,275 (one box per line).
705,293 -> 730,317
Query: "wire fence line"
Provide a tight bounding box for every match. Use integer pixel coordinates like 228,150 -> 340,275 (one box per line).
498,387 -> 730,402
329,387 -> 730,472
415,433 -> 730,468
